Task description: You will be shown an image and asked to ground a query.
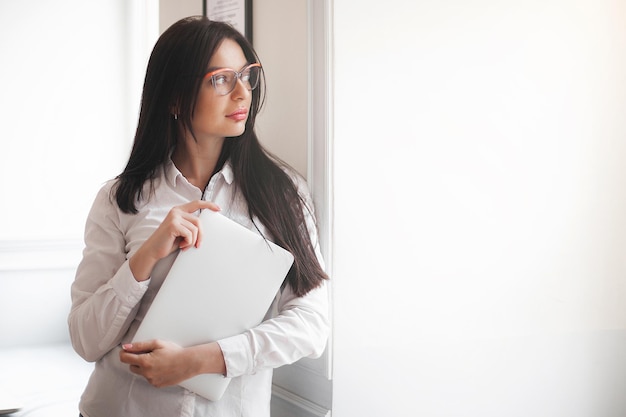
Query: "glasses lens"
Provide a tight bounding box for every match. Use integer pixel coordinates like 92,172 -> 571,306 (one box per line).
212,70 -> 237,95
242,65 -> 261,91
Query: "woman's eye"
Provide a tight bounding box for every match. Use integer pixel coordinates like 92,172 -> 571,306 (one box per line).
213,74 -> 229,85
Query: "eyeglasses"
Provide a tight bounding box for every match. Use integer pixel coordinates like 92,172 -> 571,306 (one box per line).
203,63 -> 262,96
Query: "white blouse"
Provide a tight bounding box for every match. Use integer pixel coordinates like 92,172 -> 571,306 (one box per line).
68,159 -> 329,417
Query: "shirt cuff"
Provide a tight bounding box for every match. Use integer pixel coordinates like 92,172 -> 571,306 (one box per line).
109,260 -> 150,307
217,333 -> 253,378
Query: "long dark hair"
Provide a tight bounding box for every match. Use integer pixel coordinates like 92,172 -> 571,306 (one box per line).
114,16 -> 327,296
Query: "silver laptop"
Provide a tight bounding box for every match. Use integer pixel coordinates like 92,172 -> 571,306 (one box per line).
133,209 -> 294,401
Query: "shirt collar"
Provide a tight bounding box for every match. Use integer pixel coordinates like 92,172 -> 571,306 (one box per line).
164,158 -> 234,187
220,160 -> 234,184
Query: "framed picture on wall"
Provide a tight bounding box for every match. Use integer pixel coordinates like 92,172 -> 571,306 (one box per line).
204,0 -> 253,42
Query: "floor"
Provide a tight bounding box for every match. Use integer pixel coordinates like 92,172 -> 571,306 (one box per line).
0,343 -> 93,416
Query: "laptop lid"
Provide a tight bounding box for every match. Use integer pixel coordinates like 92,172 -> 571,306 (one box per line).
132,209 -> 294,401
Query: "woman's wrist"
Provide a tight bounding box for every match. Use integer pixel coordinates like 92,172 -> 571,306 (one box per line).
188,342 -> 227,377
129,245 -> 159,282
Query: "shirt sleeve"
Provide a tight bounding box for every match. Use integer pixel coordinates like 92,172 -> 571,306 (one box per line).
68,183 -> 149,362
217,176 -> 330,377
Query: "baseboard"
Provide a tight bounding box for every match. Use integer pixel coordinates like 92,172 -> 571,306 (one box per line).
271,384 -> 330,417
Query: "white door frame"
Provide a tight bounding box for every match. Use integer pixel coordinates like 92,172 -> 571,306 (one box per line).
271,0 -> 334,415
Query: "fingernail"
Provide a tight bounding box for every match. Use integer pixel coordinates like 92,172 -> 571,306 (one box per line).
122,343 -> 132,350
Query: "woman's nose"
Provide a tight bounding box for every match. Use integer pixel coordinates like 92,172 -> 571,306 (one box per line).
230,78 -> 250,100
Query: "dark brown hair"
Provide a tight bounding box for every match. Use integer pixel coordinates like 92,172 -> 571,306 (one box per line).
113,16 -> 327,296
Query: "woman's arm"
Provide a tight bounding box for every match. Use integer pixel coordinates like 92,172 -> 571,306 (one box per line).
115,178 -> 329,383
68,184 -> 148,362
116,277 -> 328,386
218,178 -> 330,377
218,280 -> 329,377
118,340 -> 226,388
69,185 -> 221,362
117,279 -> 328,386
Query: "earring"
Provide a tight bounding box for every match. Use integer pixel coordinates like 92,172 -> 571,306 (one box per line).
174,114 -> 178,120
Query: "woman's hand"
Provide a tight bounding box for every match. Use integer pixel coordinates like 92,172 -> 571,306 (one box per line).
129,200 -> 220,281
119,340 -> 226,388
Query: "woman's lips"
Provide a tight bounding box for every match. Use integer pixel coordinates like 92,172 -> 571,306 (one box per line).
226,109 -> 248,121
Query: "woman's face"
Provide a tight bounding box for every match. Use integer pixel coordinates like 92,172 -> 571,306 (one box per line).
191,38 -> 253,142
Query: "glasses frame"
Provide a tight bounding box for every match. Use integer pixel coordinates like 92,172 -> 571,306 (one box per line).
203,63 -> 262,96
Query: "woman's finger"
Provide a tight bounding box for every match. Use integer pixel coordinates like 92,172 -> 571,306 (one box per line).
178,200 -> 221,214
122,340 -> 157,354
176,207 -> 213,249
175,217 -> 199,250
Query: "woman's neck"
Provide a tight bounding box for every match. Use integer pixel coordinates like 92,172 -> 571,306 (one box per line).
172,137 -> 225,191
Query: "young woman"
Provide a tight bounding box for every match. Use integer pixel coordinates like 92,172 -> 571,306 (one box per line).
68,16 -> 329,417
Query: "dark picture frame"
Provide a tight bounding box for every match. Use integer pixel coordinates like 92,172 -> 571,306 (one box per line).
204,0 -> 253,43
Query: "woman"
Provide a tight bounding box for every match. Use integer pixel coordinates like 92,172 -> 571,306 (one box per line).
68,16 -> 329,417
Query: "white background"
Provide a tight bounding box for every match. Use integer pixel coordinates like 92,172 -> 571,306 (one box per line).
331,0 -> 626,416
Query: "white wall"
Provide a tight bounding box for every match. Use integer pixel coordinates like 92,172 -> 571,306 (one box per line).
0,0 -> 157,347
159,0 -> 201,33
331,1 -> 626,416
253,0 -> 309,178
0,0 -> 140,242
